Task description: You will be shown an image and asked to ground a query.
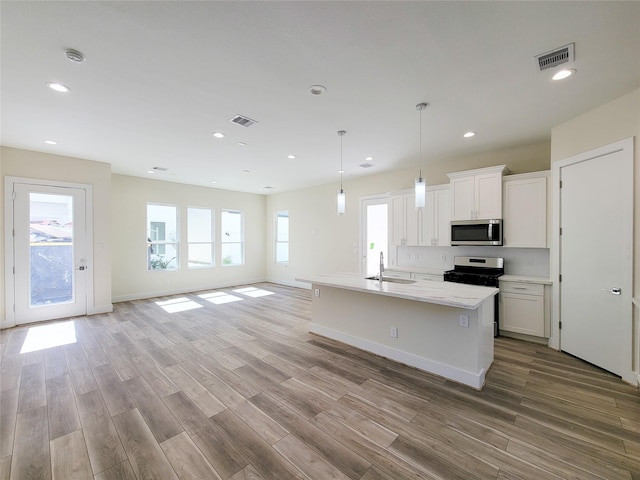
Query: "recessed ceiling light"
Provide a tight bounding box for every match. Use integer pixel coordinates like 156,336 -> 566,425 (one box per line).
47,82 -> 70,93
338,169 -> 345,174
242,169 -> 251,173
237,141 -> 246,146
44,140 -> 58,145
552,68 -> 576,81
211,181 -> 217,184
287,154 -> 297,160
463,131 -> 476,138
212,132 -> 225,138
365,156 -> 374,161
308,85 -> 327,96
147,170 -> 156,174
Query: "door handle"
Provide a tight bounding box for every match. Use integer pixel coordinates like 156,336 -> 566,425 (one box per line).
601,287 -> 621,295
76,266 -> 87,271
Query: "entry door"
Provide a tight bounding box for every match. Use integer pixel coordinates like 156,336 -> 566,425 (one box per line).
361,197 -> 389,276
558,138 -> 633,380
12,182 -> 88,324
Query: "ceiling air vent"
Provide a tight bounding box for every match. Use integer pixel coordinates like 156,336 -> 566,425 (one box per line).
229,114 -> 258,127
151,166 -> 168,172
359,162 -> 374,169
535,43 -> 574,71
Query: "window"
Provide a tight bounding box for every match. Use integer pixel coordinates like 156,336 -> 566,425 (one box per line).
221,209 -> 243,266
188,207 -> 213,269
147,204 -> 178,270
275,210 -> 289,263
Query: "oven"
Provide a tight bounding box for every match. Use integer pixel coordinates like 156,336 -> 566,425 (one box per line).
444,256 -> 504,336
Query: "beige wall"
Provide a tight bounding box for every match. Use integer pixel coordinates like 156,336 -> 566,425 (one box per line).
266,141 -> 550,286
0,147 -> 112,324
111,174 -> 266,302
550,88 -> 640,377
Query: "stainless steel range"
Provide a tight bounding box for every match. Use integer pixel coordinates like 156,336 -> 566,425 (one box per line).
444,256 -> 504,336
443,256 -> 504,287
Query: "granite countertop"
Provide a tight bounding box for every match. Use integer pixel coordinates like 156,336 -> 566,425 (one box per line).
499,275 -> 553,285
296,272 -> 498,310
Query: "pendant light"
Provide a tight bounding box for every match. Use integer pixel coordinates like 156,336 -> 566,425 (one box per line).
337,130 -> 346,215
414,102 -> 428,209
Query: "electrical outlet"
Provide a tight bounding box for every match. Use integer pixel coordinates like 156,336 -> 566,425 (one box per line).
390,327 -> 398,338
314,288 -> 320,297
441,254 -> 446,262
527,258 -> 534,265
459,315 -> 469,328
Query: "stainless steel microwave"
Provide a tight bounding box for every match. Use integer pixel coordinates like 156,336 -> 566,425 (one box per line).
450,219 -> 503,246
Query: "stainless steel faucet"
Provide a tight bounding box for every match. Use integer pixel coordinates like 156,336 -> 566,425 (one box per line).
379,251 -> 384,280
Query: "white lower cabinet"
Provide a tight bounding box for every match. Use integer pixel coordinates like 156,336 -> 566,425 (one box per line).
499,281 -> 547,338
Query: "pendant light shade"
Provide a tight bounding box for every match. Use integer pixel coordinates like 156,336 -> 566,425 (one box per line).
337,189 -> 346,215
414,102 -> 428,209
414,176 -> 426,208
337,130 -> 346,215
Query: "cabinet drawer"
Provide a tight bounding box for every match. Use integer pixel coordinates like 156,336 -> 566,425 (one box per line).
500,281 -> 543,296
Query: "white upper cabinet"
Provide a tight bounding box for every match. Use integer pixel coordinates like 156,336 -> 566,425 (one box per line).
390,191 -> 419,247
421,185 -> 450,246
447,165 -> 508,220
503,171 -> 549,248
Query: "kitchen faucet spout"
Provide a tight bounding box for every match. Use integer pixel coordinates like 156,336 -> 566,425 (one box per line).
379,251 -> 384,280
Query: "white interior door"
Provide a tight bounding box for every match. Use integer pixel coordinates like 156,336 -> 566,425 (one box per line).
11,182 -> 89,324
558,138 -> 633,380
361,197 -> 389,276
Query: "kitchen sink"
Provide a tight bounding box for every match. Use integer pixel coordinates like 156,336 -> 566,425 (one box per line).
365,276 -> 416,284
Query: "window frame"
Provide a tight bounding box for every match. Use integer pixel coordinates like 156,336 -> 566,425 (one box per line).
220,209 -> 244,266
187,206 -> 214,269
147,203 -> 179,271
275,210 -> 289,264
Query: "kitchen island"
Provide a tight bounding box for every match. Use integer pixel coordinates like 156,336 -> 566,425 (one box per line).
296,273 -> 498,389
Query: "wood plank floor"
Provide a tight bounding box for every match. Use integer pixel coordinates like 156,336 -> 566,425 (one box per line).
1,283 -> 639,479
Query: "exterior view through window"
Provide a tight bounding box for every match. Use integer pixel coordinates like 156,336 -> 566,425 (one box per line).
188,207 -> 214,268
275,210 -> 289,263
221,209 -> 244,265
147,204 -> 178,270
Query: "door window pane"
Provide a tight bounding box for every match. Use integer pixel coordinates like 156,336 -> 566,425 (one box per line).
29,193 -> 74,306
147,204 -> 178,270
188,207 -> 213,268
221,210 -> 243,265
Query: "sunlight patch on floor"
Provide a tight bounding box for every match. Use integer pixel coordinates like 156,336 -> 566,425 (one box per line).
198,291 -> 243,305
155,297 -> 203,313
233,287 -> 275,298
20,320 -> 77,354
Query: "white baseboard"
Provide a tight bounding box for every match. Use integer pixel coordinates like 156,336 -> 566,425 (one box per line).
309,323 -> 486,390
112,277 -> 268,303
88,304 -> 113,315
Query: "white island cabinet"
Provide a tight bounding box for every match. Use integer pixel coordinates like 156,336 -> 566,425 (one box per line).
296,273 -> 498,389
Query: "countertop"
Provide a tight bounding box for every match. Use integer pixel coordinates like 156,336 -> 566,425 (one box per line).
499,275 -> 553,285
296,272 -> 498,310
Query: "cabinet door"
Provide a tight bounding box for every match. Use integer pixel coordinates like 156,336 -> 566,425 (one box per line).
450,176 -> 474,220
434,189 -> 450,246
500,292 -> 545,336
503,176 -> 547,248
389,195 -> 405,246
475,172 -> 502,219
421,191 -> 436,245
404,194 -> 419,246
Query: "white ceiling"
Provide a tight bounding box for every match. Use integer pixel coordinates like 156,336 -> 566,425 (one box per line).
2,1 -> 639,194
